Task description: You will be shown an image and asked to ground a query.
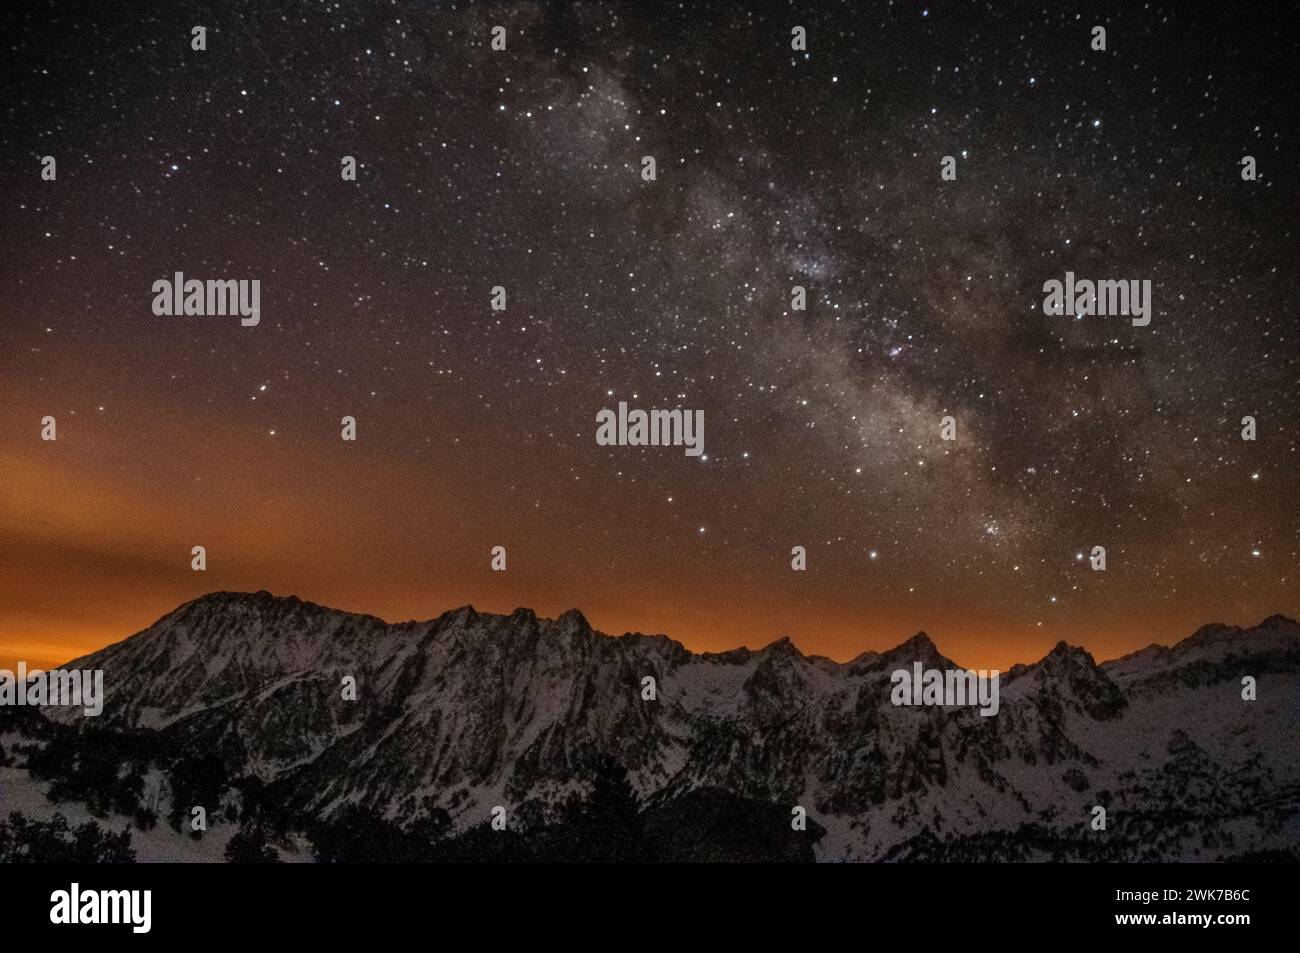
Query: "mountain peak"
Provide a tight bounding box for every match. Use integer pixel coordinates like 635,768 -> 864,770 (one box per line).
1039,640 -> 1099,673
758,635 -> 804,659
1007,640 -> 1096,678
1045,639 -> 1091,661
868,631 -> 951,671
1259,613 -> 1298,630
556,608 -> 591,632
1178,622 -> 1243,649
900,631 -> 938,653
178,589 -> 323,615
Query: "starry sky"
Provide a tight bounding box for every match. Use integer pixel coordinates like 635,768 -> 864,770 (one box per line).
2,0 -> 1297,673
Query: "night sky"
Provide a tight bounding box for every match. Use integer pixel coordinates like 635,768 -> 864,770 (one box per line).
2,1 -> 1297,673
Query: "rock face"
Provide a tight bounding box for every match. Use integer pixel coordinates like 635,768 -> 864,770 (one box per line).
47,592 -> 1300,860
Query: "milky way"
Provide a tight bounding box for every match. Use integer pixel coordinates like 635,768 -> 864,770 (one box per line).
2,1 -> 1296,669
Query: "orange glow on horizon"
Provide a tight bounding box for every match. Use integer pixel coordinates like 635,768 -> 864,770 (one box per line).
2,363 -> 1293,678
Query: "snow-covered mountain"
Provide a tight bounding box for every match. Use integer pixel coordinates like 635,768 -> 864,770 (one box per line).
17,592 -> 1300,860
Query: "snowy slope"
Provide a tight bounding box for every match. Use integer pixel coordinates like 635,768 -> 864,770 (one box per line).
13,591 -> 1298,861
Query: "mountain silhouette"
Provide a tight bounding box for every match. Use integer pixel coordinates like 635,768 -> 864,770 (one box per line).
2,591 -> 1297,862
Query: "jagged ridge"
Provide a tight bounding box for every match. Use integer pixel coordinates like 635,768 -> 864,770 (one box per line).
37,593 -> 1300,861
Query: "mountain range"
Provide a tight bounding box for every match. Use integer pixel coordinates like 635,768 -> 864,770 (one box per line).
3,591 -> 1298,861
